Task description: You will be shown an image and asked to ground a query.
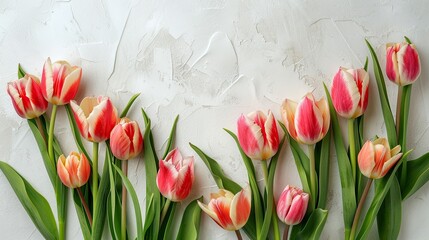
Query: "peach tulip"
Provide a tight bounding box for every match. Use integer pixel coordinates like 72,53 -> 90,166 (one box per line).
57,151 -> 91,188
110,118 -> 143,160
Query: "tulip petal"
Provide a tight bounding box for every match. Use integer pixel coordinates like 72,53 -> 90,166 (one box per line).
295,94 -> 323,144
331,68 -> 360,118
263,111 -> 281,160
70,100 -> 90,140
198,201 -> 223,228
110,125 -> 131,160
230,186 -> 251,229
57,155 -> 72,188
285,194 -> 308,225
208,196 -> 234,230
59,67 -> 81,104
41,58 -> 54,101
156,159 -> 179,200
386,44 -> 400,84
237,114 -> 264,160
77,153 -> 91,186
398,44 -> 421,85
87,97 -> 118,142
173,158 -> 194,201
358,141 -> 376,178
381,153 -> 403,177
315,98 -> 330,137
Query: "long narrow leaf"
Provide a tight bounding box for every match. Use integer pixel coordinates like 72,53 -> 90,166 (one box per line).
18,64 -> 26,78
295,208 -> 329,240
402,152 -> 429,199
161,203 -> 177,240
72,189 -> 92,240
0,161 -> 59,240
120,93 -> 141,118
162,115 -> 179,159
377,177 -> 402,240
92,148 -> 110,240
65,105 -> 91,161
176,196 -> 203,240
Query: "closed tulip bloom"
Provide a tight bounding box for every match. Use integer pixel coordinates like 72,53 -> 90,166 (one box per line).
57,152 -> 91,188
358,138 -> 403,179
198,186 -> 251,231
281,93 -> 330,145
41,58 -> 82,105
7,75 -> 48,119
237,110 -> 281,160
277,185 -> 309,225
331,67 -> 369,119
386,42 -> 421,86
110,118 -> 143,160
70,96 -> 118,142
156,148 -> 194,202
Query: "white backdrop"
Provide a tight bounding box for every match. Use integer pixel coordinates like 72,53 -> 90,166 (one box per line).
1,0 -> 429,239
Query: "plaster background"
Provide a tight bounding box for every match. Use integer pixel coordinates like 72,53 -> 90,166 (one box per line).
1,0 -> 429,239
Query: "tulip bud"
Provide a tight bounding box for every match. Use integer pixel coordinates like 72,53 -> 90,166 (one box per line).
281,93 -> 330,145
331,67 -> 369,119
41,58 -> 82,105
7,74 -> 48,119
110,118 -> 143,160
358,137 -> 402,179
276,185 -> 309,225
156,148 -> 194,202
237,110 -> 282,161
198,186 -> 251,231
386,42 -> 421,86
57,152 -> 91,188
70,96 -> 118,142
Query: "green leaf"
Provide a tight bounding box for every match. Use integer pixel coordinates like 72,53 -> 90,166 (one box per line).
363,56 -> 369,71
107,148 -> 122,240
72,189 -> 92,240
0,161 -> 59,240
92,149 -> 110,240
323,83 -> 356,239
365,39 -> 397,148
356,150 -> 412,240
161,202 -> 177,240
65,105 -> 91,162
190,143 -> 257,240
141,109 -> 161,240
18,64 -> 26,78
317,129 -> 331,209
113,165 -> 144,240
162,115 -> 179,159
402,152 -> 429,199
377,177 -> 402,240
224,128 -> 264,237
293,208 -> 328,240
176,196 -> 203,240
120,93 -> 141,118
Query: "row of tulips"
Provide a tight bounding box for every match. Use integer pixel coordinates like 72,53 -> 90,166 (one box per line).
2,36 -> 429,240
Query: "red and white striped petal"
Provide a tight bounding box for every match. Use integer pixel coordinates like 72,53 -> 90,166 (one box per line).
381,152 -> 402,177
156,159 -> 179,200
397,43 -> 421,86
331,68 -> 360,119
237,113 -> 264,160
59,66 -> 81,104
281,99 -> 298,141
262,111 -> 281,160
87,97 -> 118,142
284,193 -> 309,225
315,97 -> 330,138
41,58 -> 54,103
207,194 -> 235,230
173,158 -> 194,201
230,185 -> 251,229
110,125 -> 132,160
295,94 -> 323,145
70,100 -> 90,140
386,43 -> 400,84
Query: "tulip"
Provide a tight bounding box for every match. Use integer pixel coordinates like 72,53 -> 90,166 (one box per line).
156,148 -> 194,202
358,137 -> 403,179
57,152 -> 91,188
281,93 -> 330,145
70,96 -> 118,143
277,185 -> 309,225
7,74 -> 48,119
110,118 -> 143,160
386,42 -> 421,86
198,186 -> 251,231
41,58 -> 82,105
331,67 -> 369,119
237,110 -> 281,161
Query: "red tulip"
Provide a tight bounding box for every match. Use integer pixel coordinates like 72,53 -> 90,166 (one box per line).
386,42 -> 421,86
70,96 -> 118,142
57,151 -> 91,188
110,118 -> 143,160
198,186 -> 251,231
331,67 -> 369,119
277,185 -> 309,225
281,93 -> 330,145
156,148 -> 194,202
358,137 -> 402,179
237,110 -> 281,160
7,74 -> 48,119
41,58 -> 82,105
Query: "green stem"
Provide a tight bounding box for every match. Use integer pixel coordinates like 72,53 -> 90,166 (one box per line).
272,210 -> 281,240
160,199 -> 171,224
395,86 -> 403,137
77,187 -> 93,226
235,230 -> 243,240
35,117 -> 47,145
92,142 -> 99,214
308,144 -> 317,209
261,161 -> 269,186
261,161 -> 281,240
349,179 -> 373,240
121,160 -> 128,240
348,119 -> 356,181
283,224 -> 290,240
48,105 -> 58,165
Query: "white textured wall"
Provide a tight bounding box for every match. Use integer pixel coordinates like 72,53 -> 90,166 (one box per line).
1,0 -> 429,239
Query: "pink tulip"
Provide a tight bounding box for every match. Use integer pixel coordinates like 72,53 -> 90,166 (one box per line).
110,118 -> 143,160
70,96 -> 118,142
386,42 -> 421,86
281,93 -> 330,145
198,186 -> 251,231
7,75 -> 48,119
41,58 -> 82,105
57,151 -> 91,188
331,67 -> 369,119
237,110 -> 281,160
156,148 -> 194,202
358,137 -> 402,179
277,185 -> 309,225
